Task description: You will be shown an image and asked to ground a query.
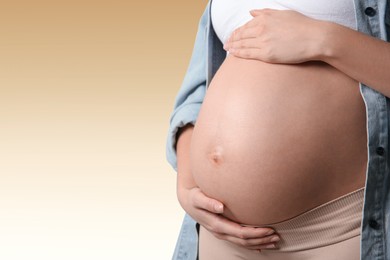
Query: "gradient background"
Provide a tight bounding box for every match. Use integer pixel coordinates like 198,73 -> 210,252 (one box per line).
0,1 -> 207,259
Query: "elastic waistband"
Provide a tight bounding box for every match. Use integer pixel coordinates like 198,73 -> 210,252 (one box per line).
246,187 -> 365,252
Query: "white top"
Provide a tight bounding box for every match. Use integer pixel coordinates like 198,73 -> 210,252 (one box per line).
211,0 -> 357,45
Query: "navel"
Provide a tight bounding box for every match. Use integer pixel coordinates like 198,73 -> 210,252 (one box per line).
208,145 -> 224,166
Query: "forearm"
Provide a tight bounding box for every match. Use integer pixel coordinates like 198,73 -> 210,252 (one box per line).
319,22 -> 390,97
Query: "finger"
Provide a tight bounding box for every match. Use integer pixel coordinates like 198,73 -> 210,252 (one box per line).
228,24 -> 251,43
197,212 -> 280,250
227,28 -> 245,43
249,9 -> 262,16
227,29 -> 239,44
224,29 -> 260,50
227,24 -> 261,46
225,38 -> 261,51
208,215 -> 276,240
190,188 -> 224,214
238,26 -> 261,39
250,8 -> 275,16
246,243 -> 278,251
250,9 -> 268,17
246,234 -> 281,246
212,233 -> 279,250
211,230 -> 280,248
228,48 -> 264,60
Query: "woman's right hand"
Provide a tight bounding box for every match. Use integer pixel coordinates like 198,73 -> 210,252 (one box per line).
177,184 -> 280,251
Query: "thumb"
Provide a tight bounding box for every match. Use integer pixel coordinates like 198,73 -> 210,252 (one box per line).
194,188 -> 224,214
212,200 -> 224,214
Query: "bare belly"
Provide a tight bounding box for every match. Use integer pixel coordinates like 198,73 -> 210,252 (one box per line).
190,54 -> 368,226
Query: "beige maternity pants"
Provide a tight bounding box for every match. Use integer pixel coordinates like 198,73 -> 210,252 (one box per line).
199,187 -> 364,260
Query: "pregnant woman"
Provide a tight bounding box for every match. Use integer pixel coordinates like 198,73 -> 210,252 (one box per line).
166,0 -> 390,259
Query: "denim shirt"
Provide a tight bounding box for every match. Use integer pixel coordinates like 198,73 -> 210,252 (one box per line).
166,0 -> 390,259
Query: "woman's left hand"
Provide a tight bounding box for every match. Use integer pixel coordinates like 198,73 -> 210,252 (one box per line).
224,9 -> 327,64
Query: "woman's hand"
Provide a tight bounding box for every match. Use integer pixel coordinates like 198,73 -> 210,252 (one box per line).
224,9 -> 327,64
177,185 -> 280,251
176,124 -> 280,251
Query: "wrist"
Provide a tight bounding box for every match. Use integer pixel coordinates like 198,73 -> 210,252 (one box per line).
314,21 -> 341,62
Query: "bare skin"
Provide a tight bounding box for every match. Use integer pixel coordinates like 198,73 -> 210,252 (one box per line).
176,124 -> 280,251
225,9 -> 390,96
174,7 -> 390,253
190,54 -> 367,226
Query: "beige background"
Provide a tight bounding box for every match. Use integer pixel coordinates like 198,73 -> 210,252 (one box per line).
0,1 -> 207,259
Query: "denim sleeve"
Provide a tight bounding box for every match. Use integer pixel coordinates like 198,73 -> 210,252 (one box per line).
166,3 -> 209,172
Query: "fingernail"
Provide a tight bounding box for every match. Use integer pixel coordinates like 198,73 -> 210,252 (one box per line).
214,204 -> 223,212
270,236 -> 280,242
266,229 -> 275,235
266,244 -> 276,249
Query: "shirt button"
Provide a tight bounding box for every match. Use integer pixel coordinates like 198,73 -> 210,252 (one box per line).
364,7 -> 377,17
376,146 -> 385,156
369,219 -> 380,229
